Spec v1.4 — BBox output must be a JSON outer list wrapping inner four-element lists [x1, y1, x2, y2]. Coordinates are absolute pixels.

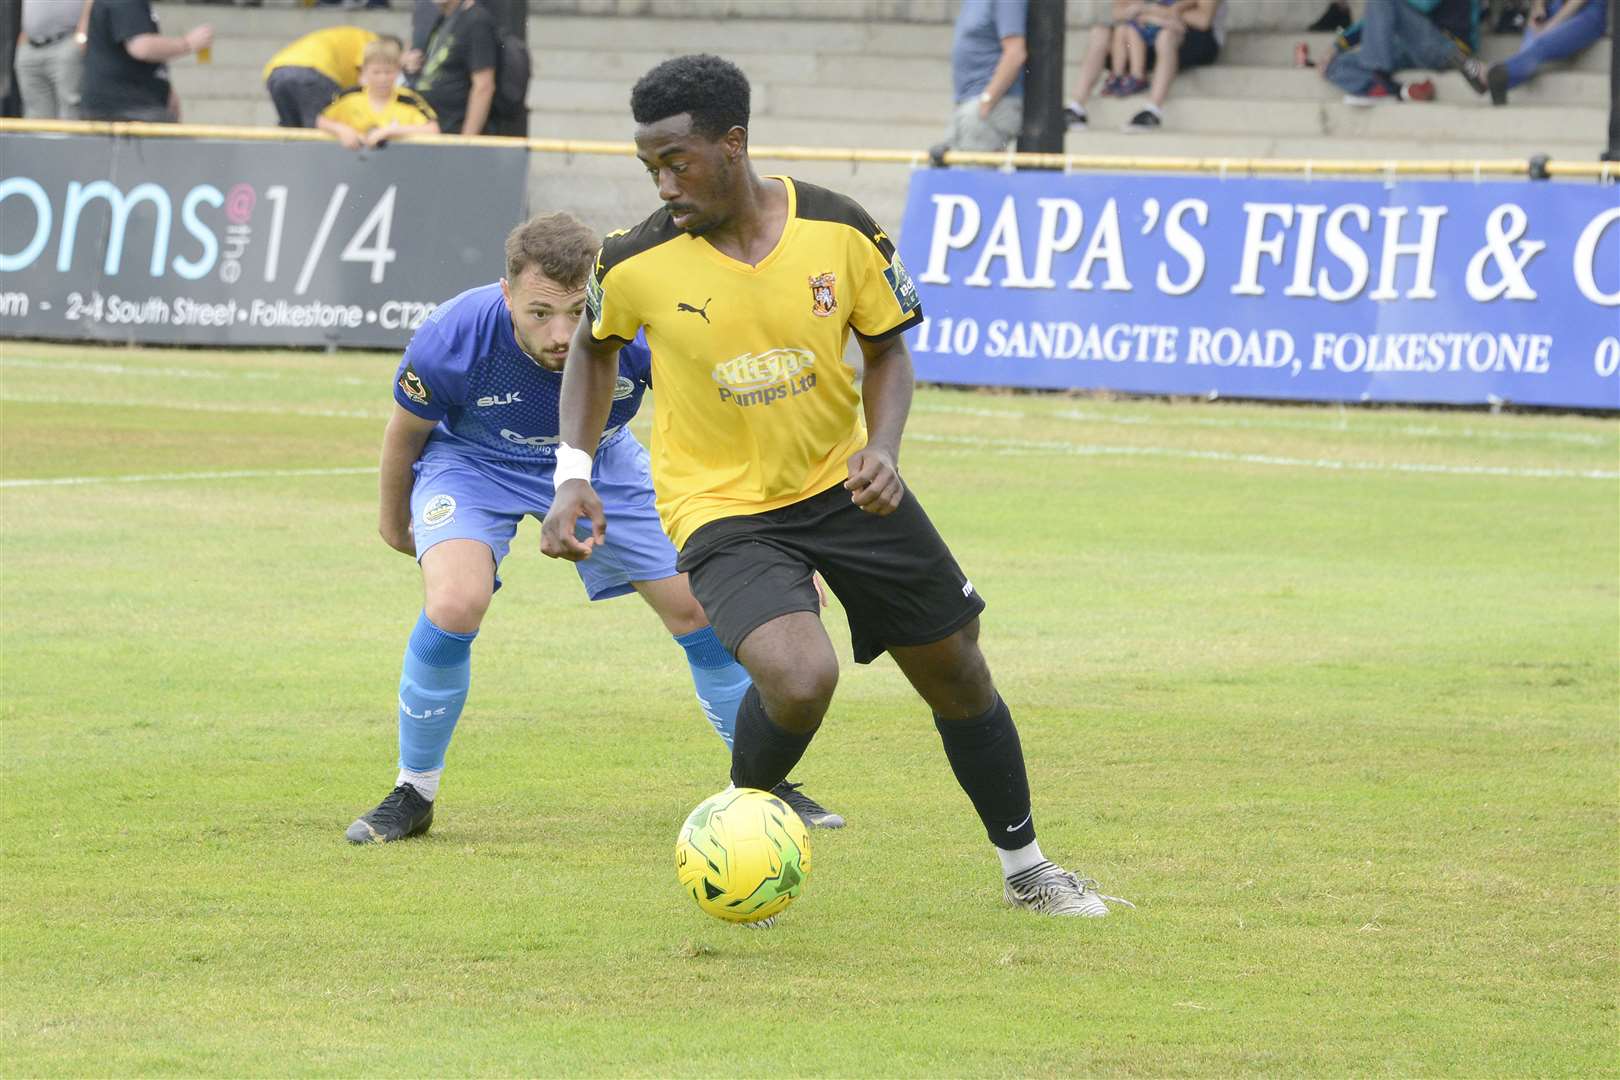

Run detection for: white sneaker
[[1004, 861, 1134, 917]]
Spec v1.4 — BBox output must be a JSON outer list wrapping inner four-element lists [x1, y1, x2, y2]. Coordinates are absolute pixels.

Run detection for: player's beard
[[512, 324, 563, 371]]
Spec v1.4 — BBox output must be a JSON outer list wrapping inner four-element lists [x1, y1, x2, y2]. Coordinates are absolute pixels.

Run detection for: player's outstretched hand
[[844, 447, 904, 515], [541, 480, 605, 561]]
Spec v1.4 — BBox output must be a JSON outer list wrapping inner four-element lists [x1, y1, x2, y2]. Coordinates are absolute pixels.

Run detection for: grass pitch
[[2, 341, 1616, 1077]]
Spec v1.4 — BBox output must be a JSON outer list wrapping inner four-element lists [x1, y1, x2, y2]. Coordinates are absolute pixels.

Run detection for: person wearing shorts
[[345, 211, 843, 845], [1065, 0, 1225, 133], [543, 55, 1132, 920]]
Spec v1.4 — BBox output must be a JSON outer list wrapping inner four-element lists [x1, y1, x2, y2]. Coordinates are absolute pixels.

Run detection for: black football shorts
[[675, 481, 987, 665]]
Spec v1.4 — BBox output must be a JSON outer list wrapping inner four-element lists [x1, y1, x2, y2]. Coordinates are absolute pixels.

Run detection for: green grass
[[2, 341, 1616, 1077]]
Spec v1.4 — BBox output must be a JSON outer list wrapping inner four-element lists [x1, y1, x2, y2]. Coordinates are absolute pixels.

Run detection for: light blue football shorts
[[409, 432, 678, 600]]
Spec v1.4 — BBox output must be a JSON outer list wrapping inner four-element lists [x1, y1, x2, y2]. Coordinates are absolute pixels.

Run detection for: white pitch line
[[908, 432, 1620, 481], [0, 466, 378, 489], [10, 435, 1590, 489], [0, 393, 386, 420], [0, 355, 373, 385], [913, 401, 1612, 447]]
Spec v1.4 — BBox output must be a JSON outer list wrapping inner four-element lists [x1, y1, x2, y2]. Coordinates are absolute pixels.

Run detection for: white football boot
[[1004, 861, 1135, 917]]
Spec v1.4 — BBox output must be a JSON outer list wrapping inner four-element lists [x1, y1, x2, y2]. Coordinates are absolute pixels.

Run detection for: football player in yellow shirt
[[541, 55, 1132, 920], [318, 37, 439, 150]]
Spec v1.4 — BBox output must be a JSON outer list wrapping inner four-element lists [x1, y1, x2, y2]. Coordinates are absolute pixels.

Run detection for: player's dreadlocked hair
[[630, 54, 750, 139], [504, 212, 597, 288]]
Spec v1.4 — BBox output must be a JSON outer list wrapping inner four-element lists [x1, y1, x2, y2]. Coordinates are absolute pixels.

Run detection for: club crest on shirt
[[398, 365, 431, 406], [613, 376, 635, 401], [808, 272, 837, 318]]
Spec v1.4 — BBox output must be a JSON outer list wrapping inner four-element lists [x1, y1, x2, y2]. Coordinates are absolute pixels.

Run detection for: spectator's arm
[[317, 114, 364, 150], [1172, 0, 1218, 31], [124, 25, 211, 63], [363, 119, 440, 146], [461, 67, 494, 134], [1536, 0, 1586, 30], [978, 35, 1027, 115], [1137, 7, 1187, 28], [1111, 0, 1147, 24]]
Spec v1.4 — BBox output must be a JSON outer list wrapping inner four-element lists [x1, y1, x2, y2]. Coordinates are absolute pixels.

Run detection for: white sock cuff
[[398, 766, 442, 802], [998, 839, 1047, 879]]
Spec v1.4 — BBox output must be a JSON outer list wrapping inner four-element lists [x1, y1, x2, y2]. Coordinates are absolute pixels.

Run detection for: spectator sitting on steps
[[1066, 0, 1225, 133], [1324, 0, 1486, 105], [1480, 0, 1608, 105]]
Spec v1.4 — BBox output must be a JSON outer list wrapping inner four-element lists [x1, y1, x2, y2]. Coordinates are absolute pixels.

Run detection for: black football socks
[[934, 694, 1037, 850], [730, 685, 817, 792]]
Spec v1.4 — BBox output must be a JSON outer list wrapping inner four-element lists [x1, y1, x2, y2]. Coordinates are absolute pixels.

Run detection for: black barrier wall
[[0, 133, 529, 348]]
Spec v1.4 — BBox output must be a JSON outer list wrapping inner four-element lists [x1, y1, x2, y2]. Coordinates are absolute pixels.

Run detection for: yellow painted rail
[[2, 117, 1613, 180]]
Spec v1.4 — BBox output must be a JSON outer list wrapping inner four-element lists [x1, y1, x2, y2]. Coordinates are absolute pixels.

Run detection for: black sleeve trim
[[793, 179, 896, 260], [597, 207, 682, 280], [853, 308, 924, 343], [396, 88, 435, 117]]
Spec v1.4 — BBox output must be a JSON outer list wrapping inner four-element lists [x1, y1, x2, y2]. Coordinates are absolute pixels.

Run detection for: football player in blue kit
[[346, 211, 843, 843]]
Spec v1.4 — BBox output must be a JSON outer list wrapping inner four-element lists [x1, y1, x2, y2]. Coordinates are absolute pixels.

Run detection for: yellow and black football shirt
[[320, 86, 435, 133], [588, 176, 923, 550], [262, 26, 377, 87]]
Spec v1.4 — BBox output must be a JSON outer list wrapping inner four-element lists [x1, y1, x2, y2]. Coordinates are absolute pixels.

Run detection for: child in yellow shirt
[[318, 37, 439, 150]]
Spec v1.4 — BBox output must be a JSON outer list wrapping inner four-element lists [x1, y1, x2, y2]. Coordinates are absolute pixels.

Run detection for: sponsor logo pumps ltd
[[710, 348, 817, 407]]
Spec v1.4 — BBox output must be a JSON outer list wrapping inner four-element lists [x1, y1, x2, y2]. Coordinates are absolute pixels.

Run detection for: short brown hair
[[504, 212, 597, 288]]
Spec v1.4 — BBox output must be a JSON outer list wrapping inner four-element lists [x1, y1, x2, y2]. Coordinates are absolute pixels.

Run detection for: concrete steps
[[151, 1, 1614, 238], [154, 0, 1352, 32], [179, 89, 1607, 160], [180, 48, 1606, 112]]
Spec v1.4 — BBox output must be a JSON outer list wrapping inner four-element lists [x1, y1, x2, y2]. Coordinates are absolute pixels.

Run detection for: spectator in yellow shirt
[[318, 37, 439, 149], [263, 24, 376, 128]]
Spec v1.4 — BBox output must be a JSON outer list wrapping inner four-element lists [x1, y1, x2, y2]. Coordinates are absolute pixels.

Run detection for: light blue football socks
[[676, 625, 751, 748], [396, 611, 477, 799], [392, 620, 736, 803]]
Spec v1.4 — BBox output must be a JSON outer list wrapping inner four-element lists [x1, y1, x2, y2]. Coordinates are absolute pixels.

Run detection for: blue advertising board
[[897, 170, 1620, 410]]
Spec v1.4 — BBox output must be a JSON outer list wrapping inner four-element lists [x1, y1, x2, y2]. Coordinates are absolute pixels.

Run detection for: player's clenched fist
[[541, 480, 607, 561], [844, 447, 904, 515]]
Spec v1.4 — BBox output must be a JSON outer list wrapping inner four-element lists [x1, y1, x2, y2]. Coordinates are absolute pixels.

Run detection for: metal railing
[[2, 117, 1613, 180]]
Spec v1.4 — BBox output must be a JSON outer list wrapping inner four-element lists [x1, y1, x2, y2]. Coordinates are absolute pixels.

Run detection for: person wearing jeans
[[1484, 0, 1608, 104], [1324, 0, 1479, 103]]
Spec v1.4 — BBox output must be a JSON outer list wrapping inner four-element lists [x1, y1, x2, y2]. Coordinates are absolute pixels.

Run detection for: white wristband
[[553, 443, 593, 487]]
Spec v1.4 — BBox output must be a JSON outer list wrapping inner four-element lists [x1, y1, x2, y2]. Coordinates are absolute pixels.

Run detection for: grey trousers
[[946, 95, 1024, 152], [15, 35, 82, 119]]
